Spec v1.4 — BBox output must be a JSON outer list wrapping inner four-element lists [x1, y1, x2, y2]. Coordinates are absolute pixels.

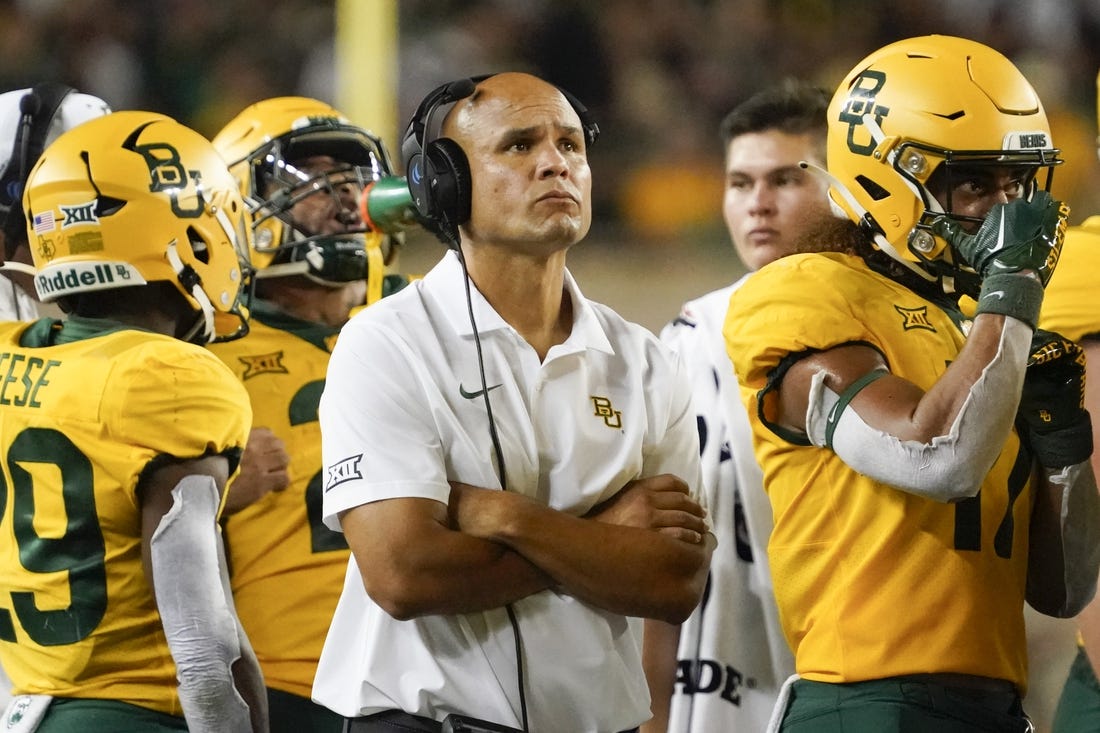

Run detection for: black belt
[[344, 711, 440, 732], [897, 672, 1017, 697]]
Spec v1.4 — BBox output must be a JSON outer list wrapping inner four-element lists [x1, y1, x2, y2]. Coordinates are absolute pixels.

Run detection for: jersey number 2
[[292, 379, 348, 554]]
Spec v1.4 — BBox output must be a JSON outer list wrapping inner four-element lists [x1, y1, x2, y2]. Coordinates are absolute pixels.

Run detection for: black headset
[[0, 82, 75, 255], [400, 74, 600, 248]]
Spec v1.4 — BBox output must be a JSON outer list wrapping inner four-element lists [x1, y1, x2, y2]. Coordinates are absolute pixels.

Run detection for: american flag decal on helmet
[[32, 210, 55, 234]]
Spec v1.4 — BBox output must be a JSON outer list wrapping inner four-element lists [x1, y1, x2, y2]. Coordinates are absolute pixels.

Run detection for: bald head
[[441, 72, 594, 252], [442, 73, 584, 144]]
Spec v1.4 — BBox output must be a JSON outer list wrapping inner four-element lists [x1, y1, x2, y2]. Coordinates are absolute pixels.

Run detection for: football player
[[1045, 69, 1100, 733], [725, 35, 1100, 732], [209, 97, 411, 733], [0, 111, 265, 732]]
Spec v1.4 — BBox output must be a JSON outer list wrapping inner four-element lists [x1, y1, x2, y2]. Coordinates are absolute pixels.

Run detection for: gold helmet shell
[[212, 96, 395, 293], [826, 35, 1060, 286], [24, 110, 252, 342]]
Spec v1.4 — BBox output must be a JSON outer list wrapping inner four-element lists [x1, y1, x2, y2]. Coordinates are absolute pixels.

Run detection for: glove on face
[[931, 192, 1069, 326], [1019, 328, 1092, 467], [931, 190, 1069, 285]]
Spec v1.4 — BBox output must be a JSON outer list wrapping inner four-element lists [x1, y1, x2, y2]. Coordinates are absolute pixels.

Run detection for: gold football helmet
[[212, 96, 396, 300], [824, 35, 1061, 292], [23, 110, 252, 342]]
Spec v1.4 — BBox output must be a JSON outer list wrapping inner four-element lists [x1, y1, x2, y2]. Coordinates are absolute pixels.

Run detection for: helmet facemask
[[212, 98, 401, 304], [899, 145, 1059, 297], [242, 129, 392, 290], [253, 157, 373, 285]]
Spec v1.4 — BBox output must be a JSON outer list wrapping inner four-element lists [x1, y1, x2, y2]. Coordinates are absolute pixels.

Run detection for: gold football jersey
[[1038, 217, 1100, 654], [726, 252, 1035, 691], [210, 303, 349, 699], [1039, 216, 1100, 342], [0, 317, 250, 714]]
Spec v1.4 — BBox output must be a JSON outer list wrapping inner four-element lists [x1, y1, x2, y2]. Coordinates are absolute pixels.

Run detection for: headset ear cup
[[0, 83, 74, 250], [426, 137, 471, 228], [405, 150, 432, 220]]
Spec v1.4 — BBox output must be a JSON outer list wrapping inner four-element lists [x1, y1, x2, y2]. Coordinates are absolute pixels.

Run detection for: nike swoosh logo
[[983, 290, 1005, 300], [460, 383, 502, 400]]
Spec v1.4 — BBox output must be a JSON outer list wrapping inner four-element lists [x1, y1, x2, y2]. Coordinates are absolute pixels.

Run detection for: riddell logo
[[36, 262, 143, 296]]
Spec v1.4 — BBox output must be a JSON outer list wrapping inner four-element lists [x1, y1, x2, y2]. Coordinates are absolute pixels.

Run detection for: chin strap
[[166, 240, 215, 343], [0, 261, 35, 276]]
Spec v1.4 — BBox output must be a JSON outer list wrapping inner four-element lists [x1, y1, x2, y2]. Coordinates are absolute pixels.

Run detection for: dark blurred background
[[6, 0, 1099, 244]]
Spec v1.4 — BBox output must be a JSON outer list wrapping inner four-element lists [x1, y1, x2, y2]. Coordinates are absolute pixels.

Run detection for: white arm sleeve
[[1041, 461, 1100, 617], [805, 318, 1032, 502], [150, 476, 253, 733]]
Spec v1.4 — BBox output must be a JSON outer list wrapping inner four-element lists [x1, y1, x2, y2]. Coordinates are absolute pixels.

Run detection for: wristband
[[974, 273, 1044, 328]]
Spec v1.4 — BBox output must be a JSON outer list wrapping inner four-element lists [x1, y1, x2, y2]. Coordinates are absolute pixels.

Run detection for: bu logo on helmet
[[135, 142, 206, 219], [838, 70, 890, 157]]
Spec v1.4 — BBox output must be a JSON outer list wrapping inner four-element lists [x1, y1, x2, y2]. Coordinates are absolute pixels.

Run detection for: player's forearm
[[1027, 461, 1100, 617], [906, 314, 1028, 441], [149, 477, 255, 732], [824, 316, 1031, 500], [232, 621, 269, 733]]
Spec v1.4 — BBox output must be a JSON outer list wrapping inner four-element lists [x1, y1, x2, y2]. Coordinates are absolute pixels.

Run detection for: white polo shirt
[[315, 250, 702, 733]]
